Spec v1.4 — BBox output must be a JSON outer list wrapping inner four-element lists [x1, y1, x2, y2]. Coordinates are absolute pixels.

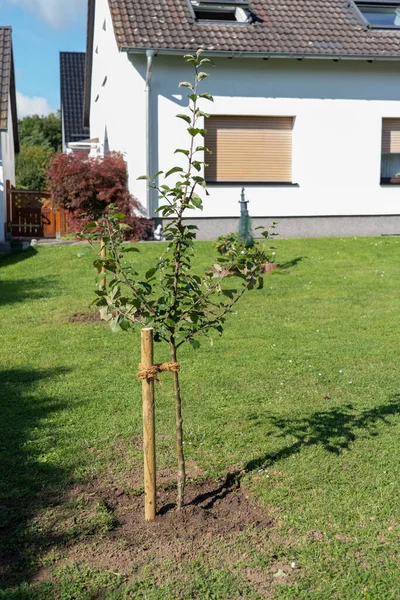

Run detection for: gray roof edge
[[10, 46, 20, 153], [84, 0, 95, 129], [121, 47, 400, 61]]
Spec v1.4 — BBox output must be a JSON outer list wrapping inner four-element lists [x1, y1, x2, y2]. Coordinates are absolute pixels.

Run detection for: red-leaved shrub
[[48, 152, 151, 240]]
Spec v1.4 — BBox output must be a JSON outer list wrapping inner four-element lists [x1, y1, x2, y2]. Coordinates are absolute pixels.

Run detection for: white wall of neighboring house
[[89, 0, 148, 210], [0, 95, 16, 242], [89, 0, 400, 236]]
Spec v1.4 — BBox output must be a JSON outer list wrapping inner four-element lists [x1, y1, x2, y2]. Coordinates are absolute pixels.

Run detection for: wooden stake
[[100, 238, 106, 289], [141, 328, 157, 521]]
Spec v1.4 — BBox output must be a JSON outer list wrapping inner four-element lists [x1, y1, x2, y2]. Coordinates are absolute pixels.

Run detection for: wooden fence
[[5, 180, 66, 239]]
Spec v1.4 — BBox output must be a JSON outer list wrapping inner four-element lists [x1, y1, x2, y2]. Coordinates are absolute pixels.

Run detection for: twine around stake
[[137, 362, 180, 383]]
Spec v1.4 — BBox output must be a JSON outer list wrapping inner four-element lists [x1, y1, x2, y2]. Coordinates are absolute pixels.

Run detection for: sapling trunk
[[170, 339, 186, 509]]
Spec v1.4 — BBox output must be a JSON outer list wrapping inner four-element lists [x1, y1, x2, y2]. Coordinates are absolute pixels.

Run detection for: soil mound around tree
[[62, 478, 273, 573]]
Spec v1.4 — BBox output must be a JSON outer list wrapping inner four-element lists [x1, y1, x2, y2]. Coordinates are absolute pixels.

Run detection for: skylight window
[[356, 2, 400, 28], [190, 0, 251, 23]]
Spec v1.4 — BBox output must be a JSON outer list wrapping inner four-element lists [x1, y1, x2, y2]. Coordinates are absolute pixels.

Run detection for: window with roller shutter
[[204, 115, 294, 183], [381, 118, 400, 183]]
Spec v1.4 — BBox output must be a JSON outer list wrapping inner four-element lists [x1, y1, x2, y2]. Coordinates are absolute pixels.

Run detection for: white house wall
[[89, 15, 400, 235], [0, 95, 16, 243], [89, 0, 147, 213], [150, 56, 400, 220]]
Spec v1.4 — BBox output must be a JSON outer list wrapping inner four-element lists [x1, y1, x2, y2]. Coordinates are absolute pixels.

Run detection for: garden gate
[[5, 180, 66, 239]]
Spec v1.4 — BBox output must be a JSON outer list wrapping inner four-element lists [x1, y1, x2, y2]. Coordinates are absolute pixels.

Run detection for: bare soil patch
[[69, 312, 101, 323], [48, 477, 273, 577]]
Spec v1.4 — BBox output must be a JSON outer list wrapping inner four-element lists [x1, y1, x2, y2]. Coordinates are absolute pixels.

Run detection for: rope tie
[[137, 362, 180, 382]]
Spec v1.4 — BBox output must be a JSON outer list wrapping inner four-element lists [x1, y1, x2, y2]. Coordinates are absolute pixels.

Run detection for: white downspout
[[145, 49, 156, 218]]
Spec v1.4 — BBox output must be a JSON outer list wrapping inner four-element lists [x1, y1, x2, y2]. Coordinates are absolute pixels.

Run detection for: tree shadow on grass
[[193, 396, 400, 506], [0, 275, 59, 307], [0, 247, 61, 307], [245, 395, 400, 471], [0, 368, 71, 589], [0, 247, 37, 268], [277, 256, 305, 271]]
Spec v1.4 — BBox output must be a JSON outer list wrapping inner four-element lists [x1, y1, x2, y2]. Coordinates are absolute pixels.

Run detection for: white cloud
[[7, 0, 84, 29], [17, 91, 55, 119]]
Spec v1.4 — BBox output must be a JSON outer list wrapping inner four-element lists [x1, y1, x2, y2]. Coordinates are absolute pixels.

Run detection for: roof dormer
[[190, 0, 251, 24]]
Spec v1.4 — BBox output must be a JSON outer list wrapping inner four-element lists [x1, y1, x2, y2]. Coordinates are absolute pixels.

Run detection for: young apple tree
[[81, 50, 276, 509]]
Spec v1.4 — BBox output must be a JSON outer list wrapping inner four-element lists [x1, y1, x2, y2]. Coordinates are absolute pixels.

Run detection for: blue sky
[[3, 0, 86, 118]]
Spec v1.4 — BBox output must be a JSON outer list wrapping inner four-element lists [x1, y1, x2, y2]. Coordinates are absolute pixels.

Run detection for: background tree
[[16, 145, 53, 190], [48, 151, 151, 240], [16, 112, 62, 190], [18, 112, 62, 152], [81, 51, 276, 510]]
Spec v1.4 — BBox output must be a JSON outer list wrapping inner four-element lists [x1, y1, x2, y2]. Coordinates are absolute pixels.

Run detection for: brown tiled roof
[[0, 27, 12, 130], [107, 0, 400, 58], [0, 27, 19, 151]]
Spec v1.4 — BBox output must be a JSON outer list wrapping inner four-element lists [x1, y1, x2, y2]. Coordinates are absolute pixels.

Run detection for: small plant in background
[[48, 152, 151, 240], [215, 232, 241, 256], [80, 50, 275, 510], [215, 225, 278, 275]]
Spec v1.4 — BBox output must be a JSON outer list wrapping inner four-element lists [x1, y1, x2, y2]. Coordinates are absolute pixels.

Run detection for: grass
[[1, 237, 400, 598]]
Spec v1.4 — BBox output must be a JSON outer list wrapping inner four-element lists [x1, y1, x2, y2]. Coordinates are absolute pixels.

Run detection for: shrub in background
[[48, 152, 151, 240]]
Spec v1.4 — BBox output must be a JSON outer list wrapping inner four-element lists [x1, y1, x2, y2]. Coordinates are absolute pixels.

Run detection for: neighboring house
[[0, 27, 19, 249], [60, 51, 94, 156], [85, 0, 400, 239]]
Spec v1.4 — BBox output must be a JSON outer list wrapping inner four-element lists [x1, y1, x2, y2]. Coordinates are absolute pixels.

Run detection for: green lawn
[[1, 237, 400, 599]]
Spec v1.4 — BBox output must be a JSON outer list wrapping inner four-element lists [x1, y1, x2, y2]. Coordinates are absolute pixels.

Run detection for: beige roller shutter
[[382, 118, 400, 154], [205, 116, 293, 182]]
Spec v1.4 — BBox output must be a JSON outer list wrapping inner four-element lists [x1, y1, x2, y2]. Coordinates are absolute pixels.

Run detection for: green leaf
[[175, 148, 190, 156], [197, 72, 209, 81], [183, 54, 196, 64], [176, 114, 191, 124], [189, 338, 200, 350], [196, 110, 211, 119], [113, 213, 125, 220], [165, 166, 184, 178], [191, 195, 203, 210], [178, 82, 194, 89], [199, 92, 214, 102], [191, 162, 203, 172], [137, 175, 150, 180], [195, 145, 212, 154], [100, 306, 111, 321], [119, 318, 131, 331], [152, 170, 164, 178], [110, 319, 121, 332], [188, 127, 206, 137], [145, 268, 157, 279]]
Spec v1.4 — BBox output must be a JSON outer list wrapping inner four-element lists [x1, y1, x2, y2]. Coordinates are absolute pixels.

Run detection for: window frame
[[204, 114, 295, 185], [354, 0, 400, 29], [380, 117, 400, 184], [189, 0, 251, 24]]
